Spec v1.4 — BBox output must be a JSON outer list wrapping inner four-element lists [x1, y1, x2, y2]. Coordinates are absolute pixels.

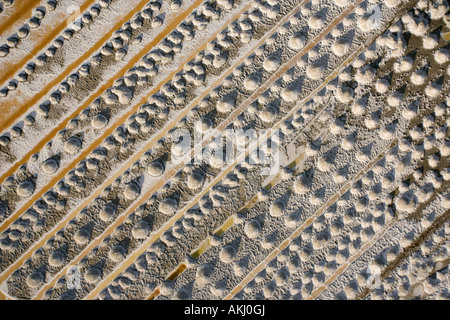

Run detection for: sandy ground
[[0, 0, 449, 300]]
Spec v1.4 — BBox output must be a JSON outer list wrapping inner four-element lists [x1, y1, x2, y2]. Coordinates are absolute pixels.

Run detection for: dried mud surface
[[0, 0, 449, 300]]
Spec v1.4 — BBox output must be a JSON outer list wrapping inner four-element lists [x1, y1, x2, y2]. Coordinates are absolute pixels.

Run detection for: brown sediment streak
[[167, 263, 188, 281], [146, 288, 160, 300], [214, 216, 235, 237], [0, 0, 95, 92], [0, 0, 42, 36], [190, 238, 211, 259], [0, 0, 210, 228], [224, 138, 397, 300], [84, 0, 364, 299], [27, 2, 255, 299]]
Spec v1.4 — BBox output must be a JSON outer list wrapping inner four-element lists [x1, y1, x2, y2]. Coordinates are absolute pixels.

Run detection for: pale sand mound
[[132, 220, 151, 239], [219, 244, 236, 263], [209, 151, 226, 169], [395, 190, 418, 214], [259, 105, 278, 123], [434, 48, 449, 65], [159, 197, 179, 215], [293, 169, 314, 195], [270, 199, 286, 217], [148, 160, 165, 177], [335, 85, 354, 103], [91, 114, 109, 129], [49, 251, 66, 267], [355, 65, 376, 85], [394, 56, 414, 73], [332, 39, 350, 56], [387, 91, 404, 107], [99, 202, 117, 222], [442, 140, 450, 157], [27, 271, 45, 288], [64, 136, 83, 154], [187, 172, 205, 190], [217, 91, 237, 113], [263, 55, 280, 72], [306, 64, 324, 80], [375, 78, 390, 93], [85, 267, 102, 283], [385, 0, 401, 7], [309, 12, 326, 29], [196, 265, 214, 285], [17, 180, 35, 198], [123, 182, 141, 200], [74, 228, 91, 245], [281, 84, 300, 102], [109, 244, 127, 262], [423, 34, 439, 50], [195, 117, 213, 134], [352, 95, 369, 116], [288, 33, 306, 51], [244, 219, 262, 238], [41, 158, 60, 175], [410, 68, 428, 85], [111, 86, 134, 104], [244, 74, 261, 91], [425, 81, 442, 98]]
